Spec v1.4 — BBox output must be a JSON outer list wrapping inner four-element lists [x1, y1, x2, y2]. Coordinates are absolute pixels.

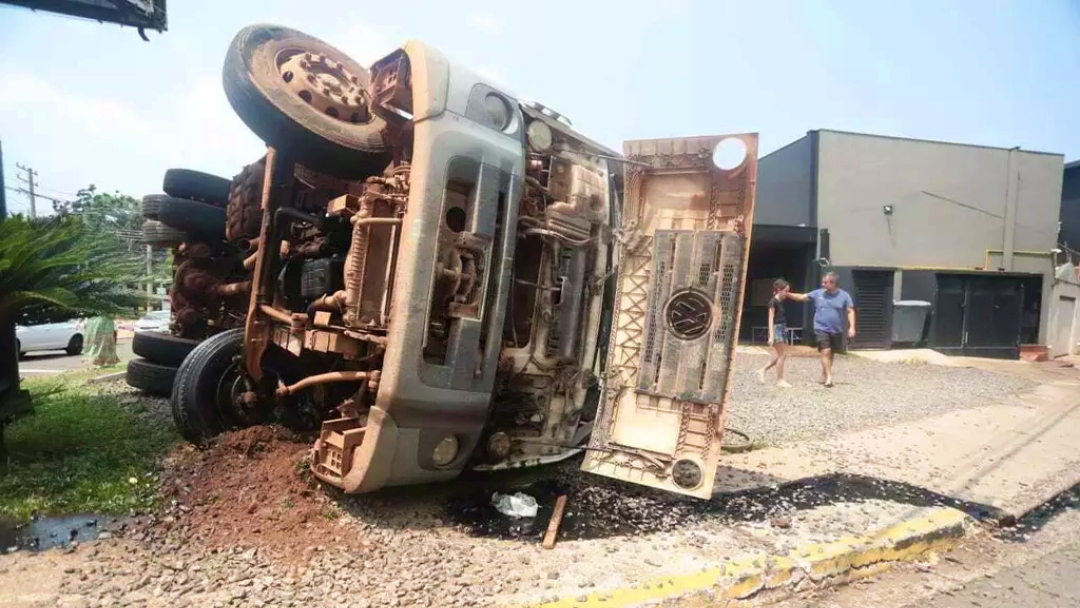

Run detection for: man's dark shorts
[[815, 331, 843, 352]]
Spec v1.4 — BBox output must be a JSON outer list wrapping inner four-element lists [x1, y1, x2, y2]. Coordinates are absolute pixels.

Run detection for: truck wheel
[[162, 169, 231, 207], [222, 24, 392, 179], [226, 157, 266, 241], [171, 328, 251, 445], [142, 194, 167, 220], [132, 331, 199, 367], [142, 219, 187, 247], [126, 358, 178, 396], [156, 197, 227, 242], [65, 334, 84, 356]]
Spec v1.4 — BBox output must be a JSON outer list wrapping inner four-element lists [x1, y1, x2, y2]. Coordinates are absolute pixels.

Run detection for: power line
[[4, 185, 70, 206], [920, 190, 1061, 241], [36, 185, 80, 198]]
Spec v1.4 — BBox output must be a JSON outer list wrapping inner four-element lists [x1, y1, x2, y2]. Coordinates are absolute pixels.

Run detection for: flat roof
[[813, 128, 1063, 158], [758, 133, 812, 162]]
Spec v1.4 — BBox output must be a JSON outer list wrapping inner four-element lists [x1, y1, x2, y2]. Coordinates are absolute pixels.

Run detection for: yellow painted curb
[[514, 507, 970, 608]]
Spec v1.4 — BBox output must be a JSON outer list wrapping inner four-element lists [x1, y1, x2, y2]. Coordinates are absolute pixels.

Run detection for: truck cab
[[171, 24, 758, 499]]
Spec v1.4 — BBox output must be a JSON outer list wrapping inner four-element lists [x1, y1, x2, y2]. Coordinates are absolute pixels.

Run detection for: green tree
[[53, 185, 172, 296], [1, 214, 146, 427], [0, 214, 146, 326], [52, 185, 142, 232]]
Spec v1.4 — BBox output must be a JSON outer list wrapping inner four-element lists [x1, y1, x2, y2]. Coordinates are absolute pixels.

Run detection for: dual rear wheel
[[169, 24, 393, 445]]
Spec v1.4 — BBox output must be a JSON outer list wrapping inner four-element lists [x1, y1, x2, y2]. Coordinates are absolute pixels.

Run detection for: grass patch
[[45, 364, 126, 387], [0, 377, 178, 522]]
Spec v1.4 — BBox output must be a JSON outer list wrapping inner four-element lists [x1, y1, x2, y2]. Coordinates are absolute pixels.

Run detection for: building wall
[[754, 134, 814, 227], [816, 130, 1063, 271], [1048, 264, 1080, 358], [815, 130, 1064, 344], [1061, 165, 1080, 253]]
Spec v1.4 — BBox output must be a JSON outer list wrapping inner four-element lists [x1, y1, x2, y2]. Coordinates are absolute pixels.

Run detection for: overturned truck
[[172, 24, 758, 499]]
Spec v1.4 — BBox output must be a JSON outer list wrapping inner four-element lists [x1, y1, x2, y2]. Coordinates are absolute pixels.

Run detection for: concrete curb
[[516, 507, 971, 608], [87, 371, 126, 384], [997, 469, 1080, 527]]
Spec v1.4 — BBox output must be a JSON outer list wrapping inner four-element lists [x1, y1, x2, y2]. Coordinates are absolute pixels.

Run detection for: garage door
[[852, 270, 893, 349]]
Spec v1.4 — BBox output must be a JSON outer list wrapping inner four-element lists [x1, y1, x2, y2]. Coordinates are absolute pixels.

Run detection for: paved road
[[921, 542, 1080, 608], [18, 337, 133, 376], [769, 501, 1080, 608]]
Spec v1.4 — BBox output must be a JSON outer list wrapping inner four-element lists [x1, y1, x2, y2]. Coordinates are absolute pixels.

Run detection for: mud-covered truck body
[[171, 24, 758, 499]]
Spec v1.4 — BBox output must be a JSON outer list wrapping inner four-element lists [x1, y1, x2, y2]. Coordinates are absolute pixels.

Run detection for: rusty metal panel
[[583, 133, 758, 499]]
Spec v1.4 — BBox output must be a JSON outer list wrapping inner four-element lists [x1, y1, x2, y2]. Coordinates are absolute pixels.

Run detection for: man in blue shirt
[[788, 272, 856, 387]]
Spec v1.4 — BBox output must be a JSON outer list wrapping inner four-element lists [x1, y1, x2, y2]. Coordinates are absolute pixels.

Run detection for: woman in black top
[[757, 278, 792, 387]]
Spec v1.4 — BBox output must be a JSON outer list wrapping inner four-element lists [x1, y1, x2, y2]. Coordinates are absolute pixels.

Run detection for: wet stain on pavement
[[443, 464, 1004, 543], [0, 514, 108, 552]]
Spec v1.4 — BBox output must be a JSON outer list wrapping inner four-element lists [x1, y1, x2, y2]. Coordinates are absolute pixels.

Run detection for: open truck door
[[582, 134, 758, 498]]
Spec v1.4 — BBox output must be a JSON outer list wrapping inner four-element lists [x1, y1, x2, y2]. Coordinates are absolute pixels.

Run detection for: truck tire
[[142, 194, 169, 220], [222, 24, 392, 179], [162, 169, 231, 207], [132, 331, 199, 367], [126, 358, 177, 396], [171, 328, 246, 445], [226, 157, 266, 241], [142, 219, 187, 247], [156, 197, 227, 242]]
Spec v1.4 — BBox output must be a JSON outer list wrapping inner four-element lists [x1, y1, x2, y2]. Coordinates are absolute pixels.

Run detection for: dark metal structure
[[0, 0, 167, 33], [1061, 160, 1080, 259], [901, 270, 1029, 359]]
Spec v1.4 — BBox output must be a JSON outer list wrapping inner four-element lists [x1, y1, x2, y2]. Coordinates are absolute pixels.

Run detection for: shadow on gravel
[[996, 480, 1080, 543], [439, 462, 1005, 543]]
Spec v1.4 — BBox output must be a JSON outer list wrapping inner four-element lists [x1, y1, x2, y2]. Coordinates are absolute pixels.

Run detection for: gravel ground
[[0, 358, 1037, 607], [726, 351, 1036, 445], [0, 474, 946, 608]]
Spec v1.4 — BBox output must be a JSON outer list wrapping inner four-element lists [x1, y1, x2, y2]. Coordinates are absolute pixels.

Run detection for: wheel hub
[[278, 51, 370, 124], [214, 364, 258, 426]]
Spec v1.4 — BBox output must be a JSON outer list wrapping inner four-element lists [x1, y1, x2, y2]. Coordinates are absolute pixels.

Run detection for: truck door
[[582, 134, 758, 498]]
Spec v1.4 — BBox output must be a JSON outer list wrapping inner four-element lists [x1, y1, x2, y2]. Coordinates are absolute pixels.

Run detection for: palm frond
[[0, 215, 148, 325]]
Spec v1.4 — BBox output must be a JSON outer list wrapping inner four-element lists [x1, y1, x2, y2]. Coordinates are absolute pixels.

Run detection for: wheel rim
[[277, 50, 371, 125], [215, 362, 252, 426]]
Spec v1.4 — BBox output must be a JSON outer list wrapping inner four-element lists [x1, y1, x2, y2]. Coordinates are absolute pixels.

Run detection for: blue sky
[[0, 0, 1077, 215]]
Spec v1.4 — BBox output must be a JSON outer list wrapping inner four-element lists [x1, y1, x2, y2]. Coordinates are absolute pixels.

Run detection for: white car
[[133, 310, 171, 334], [15, 320, 84, 358]]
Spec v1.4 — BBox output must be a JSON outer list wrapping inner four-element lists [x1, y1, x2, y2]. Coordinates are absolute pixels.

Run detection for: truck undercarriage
[[169, 24, 758, 499]]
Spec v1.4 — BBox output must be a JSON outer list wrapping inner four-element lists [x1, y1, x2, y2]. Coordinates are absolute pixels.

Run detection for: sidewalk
[[520, 355, 1080, 606], [716, 355, 1080, 521]]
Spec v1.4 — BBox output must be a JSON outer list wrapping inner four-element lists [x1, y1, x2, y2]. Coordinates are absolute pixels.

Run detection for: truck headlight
[[432, 435, 460, 467], [526, 120, 553, 152]]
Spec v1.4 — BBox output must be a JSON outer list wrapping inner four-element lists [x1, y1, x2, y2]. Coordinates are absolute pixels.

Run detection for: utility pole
[[15, 163, 37, 218]]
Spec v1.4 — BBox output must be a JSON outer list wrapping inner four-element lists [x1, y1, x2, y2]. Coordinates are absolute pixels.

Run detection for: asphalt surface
[[921, 542, 1080, 608], [17, 337, 133, 376]]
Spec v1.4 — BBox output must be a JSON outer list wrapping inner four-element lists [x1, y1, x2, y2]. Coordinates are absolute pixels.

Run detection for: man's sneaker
[[776, 380, 792, 388], [756, 369, 766, 384]]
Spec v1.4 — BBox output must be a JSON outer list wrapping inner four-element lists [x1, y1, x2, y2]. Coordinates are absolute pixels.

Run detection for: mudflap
[[582, 134, 759, 499]]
